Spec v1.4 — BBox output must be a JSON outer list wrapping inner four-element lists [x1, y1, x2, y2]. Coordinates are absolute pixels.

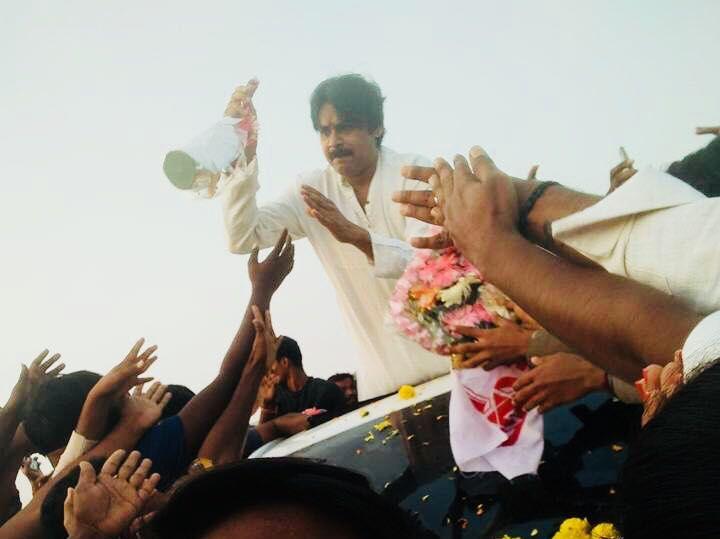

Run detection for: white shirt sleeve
[[370, 178, 430, 279], [682, 311, 720, 380], [51, 431, 98, 477], [222, 158, 307, 254]]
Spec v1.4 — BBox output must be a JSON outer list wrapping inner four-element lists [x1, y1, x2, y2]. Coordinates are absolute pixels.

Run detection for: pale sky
[[2, 0, 720, 501]]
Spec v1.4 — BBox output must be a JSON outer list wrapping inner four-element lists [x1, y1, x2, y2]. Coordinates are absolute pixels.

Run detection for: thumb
[[248, 246, 259, 267], [489, 312, 511, 327], [64, 487, 75, 512], [468, 145, 496, 180]]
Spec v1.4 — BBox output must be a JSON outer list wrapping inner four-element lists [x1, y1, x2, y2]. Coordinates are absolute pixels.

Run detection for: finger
[[434, 158, 454, 199], [248, 245, 259, 267], [46, 363, 66, 377], [614, 167, 637, 186], [512, 384, 538, 408], [696, 126, 720, 135], [430, 206, 445, 225], [251, 305, 265, 331], [392, 190, 435, 207], [401, 165, 436, 183], [101, 449, 127, 476], [449, 342, 484, 355], [125, 339, 146, 362], [117, 450, 142, 481], [78, 460, 98, 486], [152, 385, 168, 404], [488, 312, 512, 328], [157, 391, 172, 410], [280, 233, 293, 257], [460, 351, 493, 369], [133, 383, 143, 397], [410, 232, 453, 250], [453, 326, 485, 338], [137, 344, 158, 363], [264, 310, 276, 340], [269, 229, 289, 259], [522, 390, 547, 412], [145, 381, 161, 400], [610, 158, 632, 178], [526, 164, 539, 180], [513, 372, 534, 391], [139, 474, 161, 501], [64, 487, 74, 514], [134, 376, 154, 387], [399, 203, 436, 224], [39, 353, 62, 373], [453, 154, 474, 181], [129, 458, 153, 489], [31, 349, 49, 367], [468, 145, 497, 180]]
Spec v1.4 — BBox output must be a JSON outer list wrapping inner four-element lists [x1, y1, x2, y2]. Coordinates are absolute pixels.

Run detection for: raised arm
[[405, 148, 701, 381], [197, 307, 280, 465], [221, 84, 306, 254], [178, 231, 294, 457]]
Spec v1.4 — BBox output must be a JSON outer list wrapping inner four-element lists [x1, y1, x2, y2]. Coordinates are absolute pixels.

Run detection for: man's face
[[272, 358, 290, 385], [334, 377, 358, 407], [317, 103, 381, 178]]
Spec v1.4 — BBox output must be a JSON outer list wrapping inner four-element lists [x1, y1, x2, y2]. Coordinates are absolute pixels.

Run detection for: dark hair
[[328, 373, 355, 385], [41, 458, 105, 539], [162, 385, 196, 419], [0, 491, 21, 527], [23, 371, 102, 454], [667, 135, 720, 197], [619, 360, 720, 538], [310, 74, 385, 147], [146, 458, 436, 538], [277, 337, 302, 369]]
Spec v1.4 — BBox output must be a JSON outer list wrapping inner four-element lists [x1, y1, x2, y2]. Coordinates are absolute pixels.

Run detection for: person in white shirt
[[222, 74, 449, 400]]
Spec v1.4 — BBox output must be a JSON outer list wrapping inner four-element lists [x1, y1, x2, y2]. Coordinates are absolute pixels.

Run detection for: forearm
[[197, 360, 266, 464], [0, 406, 21, 458], [74, 393, 113, 442], [475, 233, 701, 381], [179, 289, 272, 455], [513, 179, 601, 262], [347, 226, 374, 260], [259, 406, 278, 424]]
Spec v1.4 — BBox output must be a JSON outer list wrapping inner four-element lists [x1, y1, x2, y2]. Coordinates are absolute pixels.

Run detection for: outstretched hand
[[63, 449, 161, 539], [250, 305, 283, 372], [300, 185, 367, 246], [248, 229, 295, 297], [124, 381, 173, 430], [6, 349, 65, 413], [449, 314, 533, 370], [91, 339, 158, 400], [696, 126, 720, 136]]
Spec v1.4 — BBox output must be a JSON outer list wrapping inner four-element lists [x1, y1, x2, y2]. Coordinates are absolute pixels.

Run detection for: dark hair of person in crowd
[[23, 371, 104, 454], [620, 360, 720, 539], [145, 457, 436, 539], [310, 74, 386, 147], [162, 384, 196, 419], [277, 337, 303, 369], [667, 135, 720, 197], [327, 372, 354, 384], [40, 458, 105, 539]]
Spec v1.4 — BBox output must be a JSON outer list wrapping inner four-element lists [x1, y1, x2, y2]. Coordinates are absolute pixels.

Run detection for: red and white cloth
[[449, 366, 544, 480]]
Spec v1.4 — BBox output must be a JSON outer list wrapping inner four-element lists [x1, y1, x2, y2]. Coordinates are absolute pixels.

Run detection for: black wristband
[[518, 181, 559, 238]]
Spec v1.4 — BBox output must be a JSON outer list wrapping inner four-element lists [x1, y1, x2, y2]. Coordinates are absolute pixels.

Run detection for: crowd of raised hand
[[1, 123, 718, 538]]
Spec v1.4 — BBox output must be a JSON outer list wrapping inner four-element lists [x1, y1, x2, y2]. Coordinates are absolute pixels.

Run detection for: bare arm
[[197, 308, 279, 465], [178, 232, 294, 457], [428, 148, 701, 381]]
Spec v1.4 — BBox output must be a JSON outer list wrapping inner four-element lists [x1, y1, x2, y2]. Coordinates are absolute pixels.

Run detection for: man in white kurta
[[222, 76, 449, 400]]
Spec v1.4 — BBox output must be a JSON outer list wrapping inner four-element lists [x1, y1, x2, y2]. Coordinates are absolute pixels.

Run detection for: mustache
[[329, 147, 353, 160]]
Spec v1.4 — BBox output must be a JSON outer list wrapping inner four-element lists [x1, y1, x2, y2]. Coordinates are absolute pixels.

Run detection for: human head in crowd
[[271, 337, 304, 384], [310, 74, 386, 178], [23, 371, 103, 457], [328, 372, 358, 410], [667, 135, 720, 197], [146, 457, 436, 538], [620, 359, 720, 539], [162, 384, 196, 419]]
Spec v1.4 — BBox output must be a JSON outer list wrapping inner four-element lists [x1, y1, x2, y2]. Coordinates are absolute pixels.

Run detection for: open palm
[[64, 449, 160, 538]]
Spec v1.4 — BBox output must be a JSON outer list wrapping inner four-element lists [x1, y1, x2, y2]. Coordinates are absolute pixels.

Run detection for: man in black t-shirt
[[243, 337, 346, 456]]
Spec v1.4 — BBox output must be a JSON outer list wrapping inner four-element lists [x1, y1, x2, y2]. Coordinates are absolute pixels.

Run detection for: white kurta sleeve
[[370, 217, 429, 279], [222, 158, 306, 254]]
